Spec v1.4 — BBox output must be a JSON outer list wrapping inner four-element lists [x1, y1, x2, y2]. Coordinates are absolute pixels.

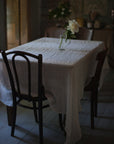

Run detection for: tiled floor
[[0, 102, 65, 144], [0, 68, 114, 144]]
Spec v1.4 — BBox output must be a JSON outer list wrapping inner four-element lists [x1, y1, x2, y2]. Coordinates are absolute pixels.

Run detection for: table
[[0, 37, 105, 144]]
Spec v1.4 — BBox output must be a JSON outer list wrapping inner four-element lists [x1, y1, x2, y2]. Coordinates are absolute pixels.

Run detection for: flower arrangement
[[66, 19, 80, 39], [48, 1, 71, 21], [59, 19, 80, 49]]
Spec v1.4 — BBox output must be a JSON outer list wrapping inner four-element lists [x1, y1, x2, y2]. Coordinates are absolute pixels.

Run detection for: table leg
[[6, 106, 13, 126]]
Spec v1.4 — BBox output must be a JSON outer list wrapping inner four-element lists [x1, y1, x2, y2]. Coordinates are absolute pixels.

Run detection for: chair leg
[[59, 113, 64, 130], [32, 101, 38, 123], [11, 104, 17, 136], [38, 101, 43, 144], [95, 90, 98, 117], [58, 113, 66, 136], [90, 92, 95, 129]]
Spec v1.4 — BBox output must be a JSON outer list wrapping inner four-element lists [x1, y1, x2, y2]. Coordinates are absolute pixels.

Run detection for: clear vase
[[59, 35, 70, 50], [59, 35, 64, 50]]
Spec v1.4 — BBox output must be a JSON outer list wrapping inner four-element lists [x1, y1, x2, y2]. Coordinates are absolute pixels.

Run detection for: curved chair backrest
[[94, 49, 107, 84], [45, 26, 93, 40], [45, 26, 65, 38], [85, 49, 107, 90], [1, 50, 42, 100], [76, 27, 93, 40]]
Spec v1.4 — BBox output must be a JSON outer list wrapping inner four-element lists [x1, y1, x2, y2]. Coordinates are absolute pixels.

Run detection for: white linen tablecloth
[[0, 37, 105, 144]]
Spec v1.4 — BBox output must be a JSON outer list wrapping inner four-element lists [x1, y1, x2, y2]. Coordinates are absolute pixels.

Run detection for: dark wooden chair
[[59, 49, 107, 131], [45, 26, 93, 40], [84, 49, 107, 128], [76, 27, 93, 40], [1, 50, 49, 144], [45, 26, 65, 38]]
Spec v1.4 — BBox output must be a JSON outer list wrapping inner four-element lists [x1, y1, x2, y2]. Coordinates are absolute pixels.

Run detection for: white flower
[[61, 11, 64, 15], [53, 14, 57, 18], [67, 19, 80, 34]]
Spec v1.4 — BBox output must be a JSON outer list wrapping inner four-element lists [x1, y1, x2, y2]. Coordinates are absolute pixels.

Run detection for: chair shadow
[[81, 125, 114, 133], [97, 115, 114, 120], [12, 125, 39, 144], [15, 125, 37, 135], [13, 135, 34, 144], [12, 125, 60, 144]]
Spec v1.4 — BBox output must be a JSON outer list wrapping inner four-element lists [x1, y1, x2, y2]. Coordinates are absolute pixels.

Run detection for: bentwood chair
[[45, 26, 65, 38], [1, 50, 49, 144], [45, 26, 93, 40], [59, 49, 107, 131], [84, 49, 107, 128], [76, 27, 93, 40]]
